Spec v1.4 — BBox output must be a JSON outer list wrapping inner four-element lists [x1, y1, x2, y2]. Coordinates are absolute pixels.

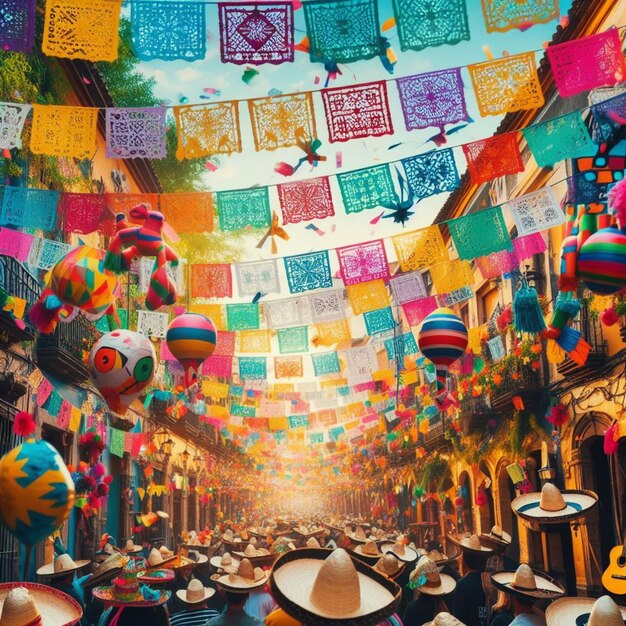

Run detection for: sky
[[135, 0, 573, 265]]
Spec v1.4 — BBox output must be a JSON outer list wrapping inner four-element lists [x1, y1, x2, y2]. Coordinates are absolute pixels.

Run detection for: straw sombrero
[[186, 550, 208, 565], [305, 537, 322, 549], [0, 584, 82, 626], [347, 526, 369, 544], [424, 612, 466, 626], [36, 553, 90, 578], [480, 525, 512, 548], [380, 541, 418, 563], [212, 558, 269, 593], [417, 547, 460, 566], [232, 545, 271, 561], [144, 547, 178, 569], [81, 553, 130, 589], [491, 564, 565, 600], [175, 578, 216, 605], [269, 548, 401, 626], [210, 552, 240, 574], [446, 533, 494, 556], [352, 540, 383, 562], [546, 595, 626, 626], [408, 556, 456, 596], [512, 483, 598, 526], [122, 540, 143, 555], [373, 554, 405, 579]]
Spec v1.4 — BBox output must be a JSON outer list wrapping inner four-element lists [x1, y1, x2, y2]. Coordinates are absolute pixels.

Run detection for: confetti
[[203, 87, 220, 95], [82, 76, 91, 84], [336, 151, 342, 168], [205, 161, 218, 172], [268, 88, 283, 96], [305, 223, 325, 236], [242, 67, 259, 84]]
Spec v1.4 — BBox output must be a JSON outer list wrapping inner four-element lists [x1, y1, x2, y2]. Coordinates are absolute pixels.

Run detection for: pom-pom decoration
[[13, 412, 36, 438], [0, 438, 74, 545], [88, 330, 156, 417], [79, 431, 105, 463], [601, 305, 619, 326], [546, 403, 568, 427]]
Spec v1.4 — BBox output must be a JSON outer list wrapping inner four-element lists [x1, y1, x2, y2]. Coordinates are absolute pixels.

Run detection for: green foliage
[[419, 455, 452, 493]]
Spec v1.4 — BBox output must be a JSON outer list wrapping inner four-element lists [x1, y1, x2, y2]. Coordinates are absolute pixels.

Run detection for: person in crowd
[[103, 605, 171, 626], [488, 591, 514, 626], [265, 607, 301, 626], [208, 591, 262, 625], [171, 578, 220, 626]]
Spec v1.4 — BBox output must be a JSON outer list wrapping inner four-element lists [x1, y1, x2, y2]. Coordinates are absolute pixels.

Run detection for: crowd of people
[[1, 492, 624, 626]]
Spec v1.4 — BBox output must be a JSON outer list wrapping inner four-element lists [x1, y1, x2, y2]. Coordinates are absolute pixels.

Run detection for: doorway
[[497, 461, 520, 562]]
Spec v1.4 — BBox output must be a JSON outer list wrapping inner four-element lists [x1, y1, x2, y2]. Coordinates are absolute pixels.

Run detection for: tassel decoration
[[546, 338, 566, 364], [513, 277, 546, 333]]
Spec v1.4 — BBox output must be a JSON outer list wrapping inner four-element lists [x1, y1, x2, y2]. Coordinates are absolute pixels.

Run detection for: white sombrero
[[491, 564, 565, 600], [0, 583, 83, 626], [416, 547, 460, 566], [480, 525, 512, 548], [232, 544, 271, 561], [175, 578, 216, 605], [186, 550, 208, 565], [408, 556, 456, 596], [347, 526, 369, 544], [446, 533, 494, 556], [36, 553, 90, 578], [380, 541, 418, 563], [212, 558, 269, 593], [145, 547, 177, 569], [546, 595, 626, 626], [352, 540, 382, 562], [424, 612, 467, 626], [269, 548, 401, 626], [210, 552, 240, 574], [122, 540, 144, 555], [512, 483, 598, 526]]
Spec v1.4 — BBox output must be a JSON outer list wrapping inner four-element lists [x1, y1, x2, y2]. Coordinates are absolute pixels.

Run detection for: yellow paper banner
[[392, 227, 448, 272], [69, 407, 82, 433], [430, 259, 474, 294], [347, 280, 390, 315]]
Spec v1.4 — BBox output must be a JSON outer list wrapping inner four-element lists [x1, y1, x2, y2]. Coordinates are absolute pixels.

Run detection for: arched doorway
[[497, 460, 520, 562], [458, 471, 473, 533], [478, 461, 495, 535]]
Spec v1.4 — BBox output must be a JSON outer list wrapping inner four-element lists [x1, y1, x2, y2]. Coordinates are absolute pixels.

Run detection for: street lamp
[[161, 437, 174, 457], [193, 451, 203, 473], [180, 448, 190, 469]]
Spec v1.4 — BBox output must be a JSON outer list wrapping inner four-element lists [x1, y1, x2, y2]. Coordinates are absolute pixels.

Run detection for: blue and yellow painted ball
[[0, 439, 75, 545]]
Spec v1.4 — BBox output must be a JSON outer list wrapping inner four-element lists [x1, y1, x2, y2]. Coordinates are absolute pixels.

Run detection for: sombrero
[[81, 553, 130, 589], [424, 612, 466, 626], [232, 544, 271, 561], [408, 556, 456, 596], [0, 584, 82, 626], [512, 483, 598, 526], [36, 553, 90, 578], [546, 595, 626, 626], [212, 558, 269, 593], [417, 547, 460, 566], [305, 537, 322, 549], [145, 547, 177, 569], [137, 568, 175, 584], [92, 561, 170, 608], [347, 526, 369, 544], [446, 533, 494, 556], [491, 564, 565, 600], [269, 548, 401, 626], [209, 552, 240, 574], [175, 578, 216, 605], [380, 541, 418, 563], [122, 540, 143, 555], [352, 540, 382, 562], [321, 517, 344, 533], [480, 525, 512, 548], [186, 550, 208, 565], [373, 554, 405, 579]]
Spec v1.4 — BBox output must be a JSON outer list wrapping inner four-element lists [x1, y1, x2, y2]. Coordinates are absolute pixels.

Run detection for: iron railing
[[0, 255, 41, 340]]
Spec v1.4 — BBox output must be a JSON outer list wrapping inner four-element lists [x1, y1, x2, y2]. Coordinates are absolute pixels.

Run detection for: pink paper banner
[[0, 228, 34, 262], [337, 239, 390, 286], [202, 355, 233, 378], [402, 296, 438, 326]]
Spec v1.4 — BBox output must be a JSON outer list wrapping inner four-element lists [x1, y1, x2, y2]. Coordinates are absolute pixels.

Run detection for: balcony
[[459, 394, 499, 434], [491, 366, 542, 415], [556, 303, 606, 378], [0, 255, 41, 343], [151, 399, 219, 451], [35, 315, 98, 384], [422, 416, 448, 450]]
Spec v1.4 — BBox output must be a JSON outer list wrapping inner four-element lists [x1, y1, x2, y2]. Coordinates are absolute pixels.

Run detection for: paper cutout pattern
[[236, 260, 280, 296], [309, 289, 344, 322], [0, 228, 34, 262], [226, 303, 260, 330], [284, 250, 333, 294], [469, 52, 544, 117], [60, 194, 115, 236], [402, 296, 438, 326], [303, 0, 381, 63], [523, 111, 596, 167], [217, 188, 271, 231], [508, 188, 564, 236], [160, 193, 213, 234], [0, 187, 59, 230], [278, 177, 335, 225], [191, 264, 233, 298], [384, 332, 418, 359], [396, 68, 467, 131], [513, 232, 547, 261], [131, 1, 206, 61], [481, 0, 558, 33], [346, 279, 390, 315], [266, 297, 311, 328], [106, 193, 159, 216], [430, 259, 474, 294], [30, 239, 74, 270], [337, 165, 396, 213], [238, 330, 271, 353], [443, 286, 474, 306], [30, 104, 98, 159], [275, 356, 303, 379], [476, 250, 518, 280], [213, 330, 236, 356], [363, 307, 395, 335], [337, 239, 390, 286], [249, 92, 316, 151], [392, 226, 448, 272], [547, 29, 625, 98], [449, 207, 512, 260], [315, 318, 351, 345], [312, 351, 341, 376], [390, 272, 427, 304], [43, 0, 121, 61], [0, 103, 31, 150], [202, 355, 233, 378], [392, 0, 469, 52], [105, 108, 167, 160], [322, 82, 393, 143], [463, 133, 524, 185], [346, 345, 377, 382], [219, 3, 294, 65], [488, 335, 506, 361], [0, 0, 35, 52], [175, 102, 241, 160], [277, 326, 309, 354], [239, 357, 267, 380], [136, 310, 169, 339], [402, 149, 460, 199], [589, 89, 626, 143]]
